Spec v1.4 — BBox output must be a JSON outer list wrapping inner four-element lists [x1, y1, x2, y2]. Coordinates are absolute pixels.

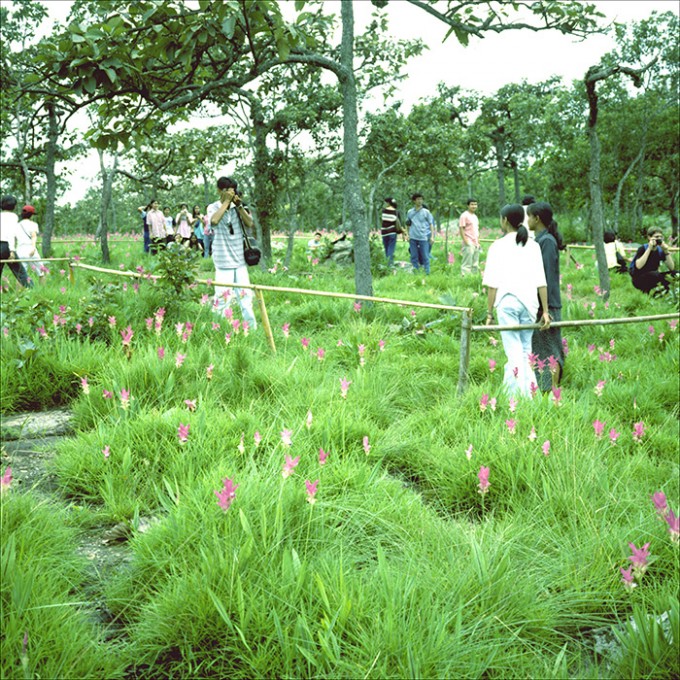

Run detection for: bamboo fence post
[[457, 308, 473, 396], [566, 244, 571, 267], [254, 287, 276, 354], [68, 262, 75, 285]]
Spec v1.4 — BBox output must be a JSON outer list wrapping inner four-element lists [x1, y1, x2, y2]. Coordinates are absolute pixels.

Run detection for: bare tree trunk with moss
[[41, 102, 59, 258], [97, 148, 119, 264]]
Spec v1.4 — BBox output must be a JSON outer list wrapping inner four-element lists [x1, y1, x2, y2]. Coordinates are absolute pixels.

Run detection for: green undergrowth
[[1, 239, 678, 678]]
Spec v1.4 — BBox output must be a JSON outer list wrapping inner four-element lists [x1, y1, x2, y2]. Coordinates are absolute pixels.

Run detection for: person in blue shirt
[[405, 193, 435, 274]]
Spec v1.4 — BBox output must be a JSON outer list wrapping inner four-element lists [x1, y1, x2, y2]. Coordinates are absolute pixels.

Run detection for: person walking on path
[[207, 177, 257, 329], [527, 201, 565, 391], [459, 198, 481, 276], [484, 203, 550, 397], [406, 193, 435, 274], [0, 195, 31, 288]]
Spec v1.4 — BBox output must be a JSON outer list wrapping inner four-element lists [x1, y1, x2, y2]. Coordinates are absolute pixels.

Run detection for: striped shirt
[[381, 206, 400, 236], [207, 200, 246, 269]]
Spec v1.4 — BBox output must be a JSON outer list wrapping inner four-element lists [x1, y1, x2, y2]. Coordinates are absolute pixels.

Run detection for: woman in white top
[[483, 204, 551, 397], [16, 205, 44, 281]]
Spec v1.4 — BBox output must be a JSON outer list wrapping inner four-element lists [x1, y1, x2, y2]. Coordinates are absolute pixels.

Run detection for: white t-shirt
[[0, 210, 21, 249], [482, 232, 547, 318], [16, 218, 39, 255]]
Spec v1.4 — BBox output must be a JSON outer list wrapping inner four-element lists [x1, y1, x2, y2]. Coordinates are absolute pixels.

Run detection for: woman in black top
[[380, 197, 402, 266], [631, 227, 676, 295]]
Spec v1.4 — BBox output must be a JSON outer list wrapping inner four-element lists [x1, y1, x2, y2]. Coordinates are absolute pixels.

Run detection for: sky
[[19, 0, 679, 205]]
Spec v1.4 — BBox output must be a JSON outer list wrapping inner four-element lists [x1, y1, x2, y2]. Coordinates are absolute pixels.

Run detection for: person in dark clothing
[[0, 195, 32, 288], [630, 227, 676, 295], [380, 197, 403, 266]]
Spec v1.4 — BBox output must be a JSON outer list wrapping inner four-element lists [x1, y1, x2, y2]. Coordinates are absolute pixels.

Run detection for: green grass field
[[1, 235, 678, 678]]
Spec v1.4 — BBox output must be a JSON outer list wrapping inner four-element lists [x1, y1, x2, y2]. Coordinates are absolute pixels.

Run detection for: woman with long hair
[[483, 204, 550, 397], [527, 201, 565, 391]]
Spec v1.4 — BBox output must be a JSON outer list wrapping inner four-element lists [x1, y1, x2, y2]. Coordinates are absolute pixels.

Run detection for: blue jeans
[[382, 233, 397, 265], [203, 232, 214, 258], [143, 226, 150, 253], [409, 238, 430, 274], [496, 294, 537, 397]]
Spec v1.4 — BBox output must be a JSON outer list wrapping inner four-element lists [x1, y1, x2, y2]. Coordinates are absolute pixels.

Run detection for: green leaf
[[221, 16, 235, 38]]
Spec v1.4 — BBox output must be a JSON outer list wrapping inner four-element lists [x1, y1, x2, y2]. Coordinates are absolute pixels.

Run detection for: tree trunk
[[494, 137, 506, 209], [98, 148, 118, 263], [670, 189, 679, 242], [340, 0, 372, 298], [41, 102, 59, 258], [511, 159, 520, 203], [250, 99, 274, 264]]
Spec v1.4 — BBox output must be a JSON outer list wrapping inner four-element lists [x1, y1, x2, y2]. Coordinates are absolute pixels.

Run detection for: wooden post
[[565, 245, 571, 267], [254, 288, 276, 354], [457, 308, 473, 396], [68, 262, 75, 285]]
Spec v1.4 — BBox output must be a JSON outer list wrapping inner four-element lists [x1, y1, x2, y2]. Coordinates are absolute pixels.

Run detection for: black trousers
[[0, 241, 31, 288]]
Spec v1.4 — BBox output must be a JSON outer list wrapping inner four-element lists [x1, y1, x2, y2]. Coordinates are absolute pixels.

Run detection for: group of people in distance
[[138, 201, 212, 256], [0, 195, 44, 288]]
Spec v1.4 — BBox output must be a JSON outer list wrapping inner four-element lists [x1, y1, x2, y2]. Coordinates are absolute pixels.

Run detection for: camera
[[655, 237, 663, 246]]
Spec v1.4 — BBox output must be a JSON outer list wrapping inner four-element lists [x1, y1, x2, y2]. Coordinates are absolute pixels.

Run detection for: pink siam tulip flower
[[340, 377, 351, 399], [80, 376, 90, 394], [551, 386, 562, 406], [232, 319, 241, 334], [542, 440, 551, 456], [108, 316, 116, 328], [145, 318, 153, 331], [465, 444, 473, 460], [505, 419, 516, 435], [512, 366, 519, 379], [529, 382, 539, 398], [587, 344, 596, 354], [620, 567, 637, 590], [447, 252, 455, 265], [1, 467, 12, 493], [648, 325, 655, 335], [215, 477, 239, 511], [594, 380, 606, 397], [651, 491, 668, 516], [120, 389, 130, 409], [628, 542, 651, 573], [378, 339, 385, 352], [363, 436, 371, 455], [410, 309, 417, 318], [103, 389, 113, 399], [185, 399, 197, 412], [316, 347, 326, 361], [225, 333, 232, 345], [548, 355, 559, 372], [599, 352, 617, 363], [175, 353, 186, 368], [658, 332, 665, 343], [479, 394, 489, 412], [282, 455, 300, 479], [561, 338, 569, 356], [477, 466, 490, 495], [281, 429, 293, 447], [358, 344, 365, 357], [488, 359, 496, 373], [609, 428, 620, 445], [489, 336, 498, 347], [177, 423, 190, 444], [242, 321, 250, 336], [88, 316, 94, 327], [301, 337, 310, 350], [206, 364, 214, 380], [211, 322, 220, 331], [120, 326, 134, 347], [75, 323, 82, 334], [281, 323, 290, 338], [306, 410, 313, 429], [337, 338, 344, 347], [632, 421, 645, 443], [489, 397, 497, 412], [593, 420, 606, 439], [200, 294, 210, 305], [528, 353, 538, 370], [670, 319, 678, 331], [175, 322, 184, 336], [508, 397, 517, 413], [253, 431, 262, 447], [528, 426, 537, 441], [353, 302, 361, 313], [665, 509, 679, 542], [305, 479, 319, 505], [102, 445, 110, 459]]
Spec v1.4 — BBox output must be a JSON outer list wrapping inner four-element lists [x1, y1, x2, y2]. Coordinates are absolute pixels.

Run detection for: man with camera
[[207, 176, 257, 329], [630, 227, 676, 295]]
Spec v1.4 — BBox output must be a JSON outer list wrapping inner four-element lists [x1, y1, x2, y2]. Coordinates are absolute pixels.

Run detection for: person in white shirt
[[0, 195, 31, 288], [483, 203, 550, 396], [16, 204, 44, 282]]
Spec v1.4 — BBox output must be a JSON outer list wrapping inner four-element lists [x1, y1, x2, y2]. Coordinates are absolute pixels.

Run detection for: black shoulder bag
[[235, 208, 261, 266]]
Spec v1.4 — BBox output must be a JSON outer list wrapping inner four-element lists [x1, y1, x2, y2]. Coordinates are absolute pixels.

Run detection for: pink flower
[[353, 302, 362, 313], [178, 423, 190, 444], [489, 398, 497, 412], [561, 338, 569, 356], [488, 359, 496, 373], [358, 344, 365, 357], [593, 420, 606, 439], [548, 355, 559, 372], [200, 294, 210, 306], [185, 399, 197, 412], [206, 364, 214, 380], [378, 339, 385, 352], [363, 436, 371, 455], [587, 344, 596, 354], [541, 440, 551, 456], [75, 323, 82, 334], [609, 338, 615, 350], [594, 380, 605, 397], [108, 315, 116, 328], [88, 316, 94, 327], [609, 428, 620, 445], [102, 389, 113, 399], [340, 377, 352, 399], [628, 542, 650, 573], [281, 429, 293, 447], [242, 321, 250, 337], [665, 509, 679, 542], [231, 319, 241, 334], [410, 309, 416, 318], [632, 421, 645, 443], [237, 433, 245, 454], [551, 386, 562, 406], [157, 346, 165, 360], [120, 389, 130, 409], [465, 444, 473, 460], [620, 567, 637, 590], [508, 397, 517, 413], [120, 326, 134, 346], [651, 491, 668, 516], [505, 419, 516, 435], [648, 325, 655, 335], [224, 332, 232, 345], [102, 445, 110, 459], [528, 353, 538, 370], [528, 426, 537, 441], [479, 394, 489, 412], [215, 477, 239, 511], [670, 319, 678, 331], [281, 323, 290, 338], [253, 431, 261, 447], [530, 382, 538, 398], [318, 448, 328, 465], [489, 336, 498, 347], [1, 467, 12, 493], [512, 366, 518, 379], [80, 376, 90, 395], [211, 322, 220, 331], [337, 338, 344, 347], [305, 479, 319, 505], [316, 347, 326, 361], [175, 353, 186, 368], [447, 252, 455, 265], [301, 337, 310, 350], [282, 455, 300, 479], [477, 466, 490, 495]]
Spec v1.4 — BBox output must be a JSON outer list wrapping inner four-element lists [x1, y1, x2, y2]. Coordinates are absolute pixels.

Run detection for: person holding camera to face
[[206, 176, 257, 329], [630, 227, 676, 296]]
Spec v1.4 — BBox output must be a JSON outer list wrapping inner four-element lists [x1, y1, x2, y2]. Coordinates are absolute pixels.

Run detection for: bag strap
[[235, 209, 255, 249]]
